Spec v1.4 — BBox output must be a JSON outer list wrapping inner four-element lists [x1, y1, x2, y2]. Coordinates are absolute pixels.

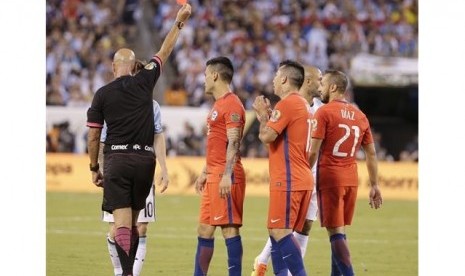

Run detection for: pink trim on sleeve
[[87, 122, 103, 128], [153, 55, 163, 67]]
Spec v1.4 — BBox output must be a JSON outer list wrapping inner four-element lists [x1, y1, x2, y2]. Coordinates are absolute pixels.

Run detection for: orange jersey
[[266, 92, 313, 191], [206, 92, 246, 183], [312, 100, 373, 188]]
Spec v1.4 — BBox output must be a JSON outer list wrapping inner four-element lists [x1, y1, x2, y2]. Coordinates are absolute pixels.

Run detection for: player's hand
[[194, 173, 207, 194], [92, 170, 103, 188], [219, 175, 231, 199], [253, 96, 271, 122], [369, 185, 383, 209], [158, 170, 169, 193], [176, 3, 192, 23]]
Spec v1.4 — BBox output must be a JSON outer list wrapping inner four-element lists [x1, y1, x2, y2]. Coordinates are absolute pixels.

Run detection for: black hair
[[278, 60, 305, 89], [206, 56, 234, 83]]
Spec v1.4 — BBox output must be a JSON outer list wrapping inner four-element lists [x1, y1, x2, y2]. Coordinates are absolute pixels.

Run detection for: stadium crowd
[[154, 0, 417, 107], [46, 0, 141, 106], [46, 0, 418, 161]]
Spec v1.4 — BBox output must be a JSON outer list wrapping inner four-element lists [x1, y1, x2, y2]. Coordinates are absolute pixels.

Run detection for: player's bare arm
[[219, 127, 242, 198], [308, 138, 323, 168], [88, 127, 103, 187], [362, 143, 383, 209], [155, 4, 191, 63], [195, 165, 207, 194], [154, 132, 169, 193]]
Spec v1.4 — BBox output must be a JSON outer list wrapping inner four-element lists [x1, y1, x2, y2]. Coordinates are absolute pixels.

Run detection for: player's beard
[[321, 91, 330, 103]]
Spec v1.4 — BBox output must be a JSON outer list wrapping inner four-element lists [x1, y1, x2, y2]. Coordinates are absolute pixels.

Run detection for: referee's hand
[[175, 3, 192, 23], [92, 171, 104, 188]]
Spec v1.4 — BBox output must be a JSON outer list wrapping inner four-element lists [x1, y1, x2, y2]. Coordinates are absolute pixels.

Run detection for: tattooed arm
[[218, 127, 242, 198]]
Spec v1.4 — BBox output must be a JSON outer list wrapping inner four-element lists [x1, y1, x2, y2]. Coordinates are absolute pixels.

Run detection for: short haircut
[[278, 60, 305, 89], [206, 56, 234, 83], [324, 70, 349, 93]]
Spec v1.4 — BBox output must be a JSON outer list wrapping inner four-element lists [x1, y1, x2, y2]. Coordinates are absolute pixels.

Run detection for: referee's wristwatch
[[176, 21, 184, 30], [89, 163, 100, 172]]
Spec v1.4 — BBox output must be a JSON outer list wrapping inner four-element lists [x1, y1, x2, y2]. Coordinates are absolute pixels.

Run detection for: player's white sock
[[133, 236, 147, 276], [107, 235, 123, 276], [257, 237, 272, 264], [292, 232, 309, 257]]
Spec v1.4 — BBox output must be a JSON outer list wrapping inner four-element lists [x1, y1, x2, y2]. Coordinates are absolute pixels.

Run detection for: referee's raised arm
[[155, 4, 192, 65]]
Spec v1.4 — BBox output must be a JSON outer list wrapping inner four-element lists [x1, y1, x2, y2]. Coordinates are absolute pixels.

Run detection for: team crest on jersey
[[230, 113, 240, 122], [270, 109, 281, 122], [211, 110, 218, 121], [144, 62, 157, 70]]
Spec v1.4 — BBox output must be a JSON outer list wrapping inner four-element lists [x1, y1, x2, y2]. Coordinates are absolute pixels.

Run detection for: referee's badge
[[144, 62, 156, 70]]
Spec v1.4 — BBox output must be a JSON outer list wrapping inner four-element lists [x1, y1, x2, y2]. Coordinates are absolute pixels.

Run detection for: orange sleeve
[[223, 98, 245, 129], [361, 117, 374, 145], [266, 98, 292, 134]]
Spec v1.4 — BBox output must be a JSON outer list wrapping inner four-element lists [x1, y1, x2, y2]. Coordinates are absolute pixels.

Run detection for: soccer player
[[252, 66, 323, 276], [308, 70, 383, 276], [193, 56, 246, 276], [101, 99, 169, 276], [86, 4, 191, 276], [252, 60, 313, 276]]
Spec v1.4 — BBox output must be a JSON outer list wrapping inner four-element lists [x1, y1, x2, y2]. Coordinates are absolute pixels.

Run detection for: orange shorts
[[267, 190, 311, 232], [318, 186, 357, 228], [199, 181, 245, 226]]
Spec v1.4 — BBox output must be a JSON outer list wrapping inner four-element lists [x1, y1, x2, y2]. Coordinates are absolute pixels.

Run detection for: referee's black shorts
[[102, 151, 155, 213]]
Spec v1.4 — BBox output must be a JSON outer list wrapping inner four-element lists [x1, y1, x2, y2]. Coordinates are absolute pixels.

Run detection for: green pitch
[[47, 192, 417, 275]]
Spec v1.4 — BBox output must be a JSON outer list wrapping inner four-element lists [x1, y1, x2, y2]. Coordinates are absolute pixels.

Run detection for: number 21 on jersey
[[333, 123, 360, 157]]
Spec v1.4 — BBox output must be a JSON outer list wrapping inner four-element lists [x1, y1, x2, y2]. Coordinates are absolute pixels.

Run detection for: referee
[[86, 4, 191, 276]]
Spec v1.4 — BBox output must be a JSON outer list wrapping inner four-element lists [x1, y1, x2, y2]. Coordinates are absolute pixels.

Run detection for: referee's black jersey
[[87, 56, 162, 146]]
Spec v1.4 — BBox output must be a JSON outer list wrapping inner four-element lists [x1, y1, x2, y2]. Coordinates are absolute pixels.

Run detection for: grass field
[[47, 192, 417, 276]]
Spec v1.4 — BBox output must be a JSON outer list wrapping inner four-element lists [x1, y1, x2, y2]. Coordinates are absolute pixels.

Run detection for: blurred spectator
[[46, 121, 76, 153], [399, 134, 418, 162], [356, 129, 394, 162], [164, 80, 188, 106], [67, 83, 89, 107], [162, 125, 177, 156], [176, 121, 203, 156]]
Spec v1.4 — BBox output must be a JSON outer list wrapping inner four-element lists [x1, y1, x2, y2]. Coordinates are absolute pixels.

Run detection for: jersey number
[[306, 119, 312, 153], [144, 202, 153, 218], [332, 124, 360, 157]]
